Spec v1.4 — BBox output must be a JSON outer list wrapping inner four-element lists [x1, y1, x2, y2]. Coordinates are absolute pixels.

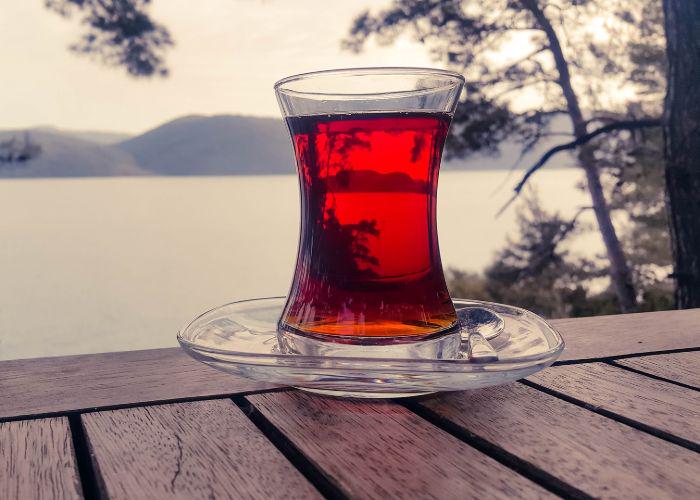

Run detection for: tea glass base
[[276, 325, 461, 360]]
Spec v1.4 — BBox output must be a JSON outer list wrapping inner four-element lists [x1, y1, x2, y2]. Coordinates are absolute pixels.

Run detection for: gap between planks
[[5, 350, 697, 499], [242, 392, 572, 499], [18, 362, 695, 500], [608, 350, 700, 390], [519, 379, 700, 453], [67, 415, 103, 500], [606, 360, 700, 392], [232, 397, 347, 500], [411, 384, 700, 498], [5, 346, 699, 425], [552, 345, 700, 366], [77, 399, 321, 499], [402, 401, 592, 499], [0, 386, 293, 425]]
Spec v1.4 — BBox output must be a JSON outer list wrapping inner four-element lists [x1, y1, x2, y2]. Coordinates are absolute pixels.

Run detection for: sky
[[1, 0, 436, 134]]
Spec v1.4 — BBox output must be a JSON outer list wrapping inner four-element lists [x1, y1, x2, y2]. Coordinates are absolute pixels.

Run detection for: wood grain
[[419, 383, 700, 499], [0, 417, 82, 500], [0, 348, 274, 420], [615, 351, 700, 388], [549, 307, 700, 362], [248, 391, 553, 500], [528, 363, 700, 444], [82, 399, 319, 500]]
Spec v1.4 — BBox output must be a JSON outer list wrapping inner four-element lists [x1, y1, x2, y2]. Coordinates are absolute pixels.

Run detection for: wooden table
[[1, 309, 699, 499]]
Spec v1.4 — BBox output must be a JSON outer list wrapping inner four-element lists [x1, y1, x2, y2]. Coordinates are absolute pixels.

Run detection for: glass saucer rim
[[177, 296, 565, 371]]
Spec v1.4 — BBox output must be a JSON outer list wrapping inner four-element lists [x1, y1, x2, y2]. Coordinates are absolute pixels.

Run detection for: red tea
[[279, 112, 457, 338]]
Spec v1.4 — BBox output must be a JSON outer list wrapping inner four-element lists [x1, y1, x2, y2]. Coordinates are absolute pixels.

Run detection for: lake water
[[0, 170, 595, 360]]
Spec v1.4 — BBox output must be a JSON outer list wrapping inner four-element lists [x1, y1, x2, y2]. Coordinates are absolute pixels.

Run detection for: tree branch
[[492, 46, 548, 75], [490, 109, 570, 195], [496, 118, 661, 216], [558, 205, 594, 243], [490, 77, 555, 100]]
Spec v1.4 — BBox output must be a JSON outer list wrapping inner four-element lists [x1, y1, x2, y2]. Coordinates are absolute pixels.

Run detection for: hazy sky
[[1, 0, 436, 134]]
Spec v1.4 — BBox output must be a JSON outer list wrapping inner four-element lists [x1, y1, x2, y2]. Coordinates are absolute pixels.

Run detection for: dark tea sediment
[[279, 111, 458, 338]]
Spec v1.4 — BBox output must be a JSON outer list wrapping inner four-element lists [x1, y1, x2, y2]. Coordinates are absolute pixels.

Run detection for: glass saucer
[[177, 297, 564, 398]]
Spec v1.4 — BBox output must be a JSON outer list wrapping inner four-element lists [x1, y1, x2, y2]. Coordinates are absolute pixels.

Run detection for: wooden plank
[[419, 383, 700, 499], [0, 348, 275, 419], [528, 363, 700, 445], [1, 308, 699, 420], [615, 351, 700, 388], [82, 399, 319, 500], [248, 392, 553, 500], [0, 417, 82, 500], [549, 307, 700, 362]]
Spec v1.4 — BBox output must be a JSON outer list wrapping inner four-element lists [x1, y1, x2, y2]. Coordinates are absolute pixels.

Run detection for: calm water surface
[[0, 170, 594, 360]]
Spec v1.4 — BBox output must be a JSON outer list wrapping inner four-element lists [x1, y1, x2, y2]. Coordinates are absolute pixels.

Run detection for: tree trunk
[[663, 0, 700, 308], [522, 0, 638, 312], [578, 148, 638, 311]]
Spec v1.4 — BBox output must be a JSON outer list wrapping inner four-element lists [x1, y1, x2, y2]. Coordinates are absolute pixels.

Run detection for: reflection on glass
[[280, 111, 457, 337]]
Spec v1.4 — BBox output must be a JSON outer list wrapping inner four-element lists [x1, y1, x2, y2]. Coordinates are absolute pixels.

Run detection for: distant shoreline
[[1, 114, 574, 178], [0, 166, 576, 181]]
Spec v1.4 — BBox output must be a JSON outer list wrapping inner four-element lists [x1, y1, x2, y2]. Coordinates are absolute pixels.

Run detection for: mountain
[[45, 128, 132, 145], [0, 129, 146, 178], [0, 114, 574, 178], [116, 113, 572, 175], [117, 114, 295, 175]]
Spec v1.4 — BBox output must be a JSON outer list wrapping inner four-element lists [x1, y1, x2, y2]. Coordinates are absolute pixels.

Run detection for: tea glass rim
[[274, 66, 465, 100]]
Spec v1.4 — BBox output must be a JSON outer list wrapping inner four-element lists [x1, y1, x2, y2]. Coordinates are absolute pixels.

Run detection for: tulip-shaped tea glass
[[275, 68, 465, 359]]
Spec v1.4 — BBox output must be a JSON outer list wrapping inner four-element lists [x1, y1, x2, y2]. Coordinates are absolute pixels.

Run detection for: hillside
[[1, 114, 574, 178], [0, 129, 145, 178], [117, 115, 295, 175], [49, 128, 131, 145]]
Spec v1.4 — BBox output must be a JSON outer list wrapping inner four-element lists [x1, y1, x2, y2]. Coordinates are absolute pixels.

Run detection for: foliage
[[45, 0, 173, 77], [600, 129, 672, 282], [448, 192, 603, 318], [344, 0, 660, 158], [347, 0, 671, 314], [446, 190, 672, 318], [448, 127, 674, 319], [0, 134, 42, 164], [591, 0, 672, 302], [345, 1, 563, 158]]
